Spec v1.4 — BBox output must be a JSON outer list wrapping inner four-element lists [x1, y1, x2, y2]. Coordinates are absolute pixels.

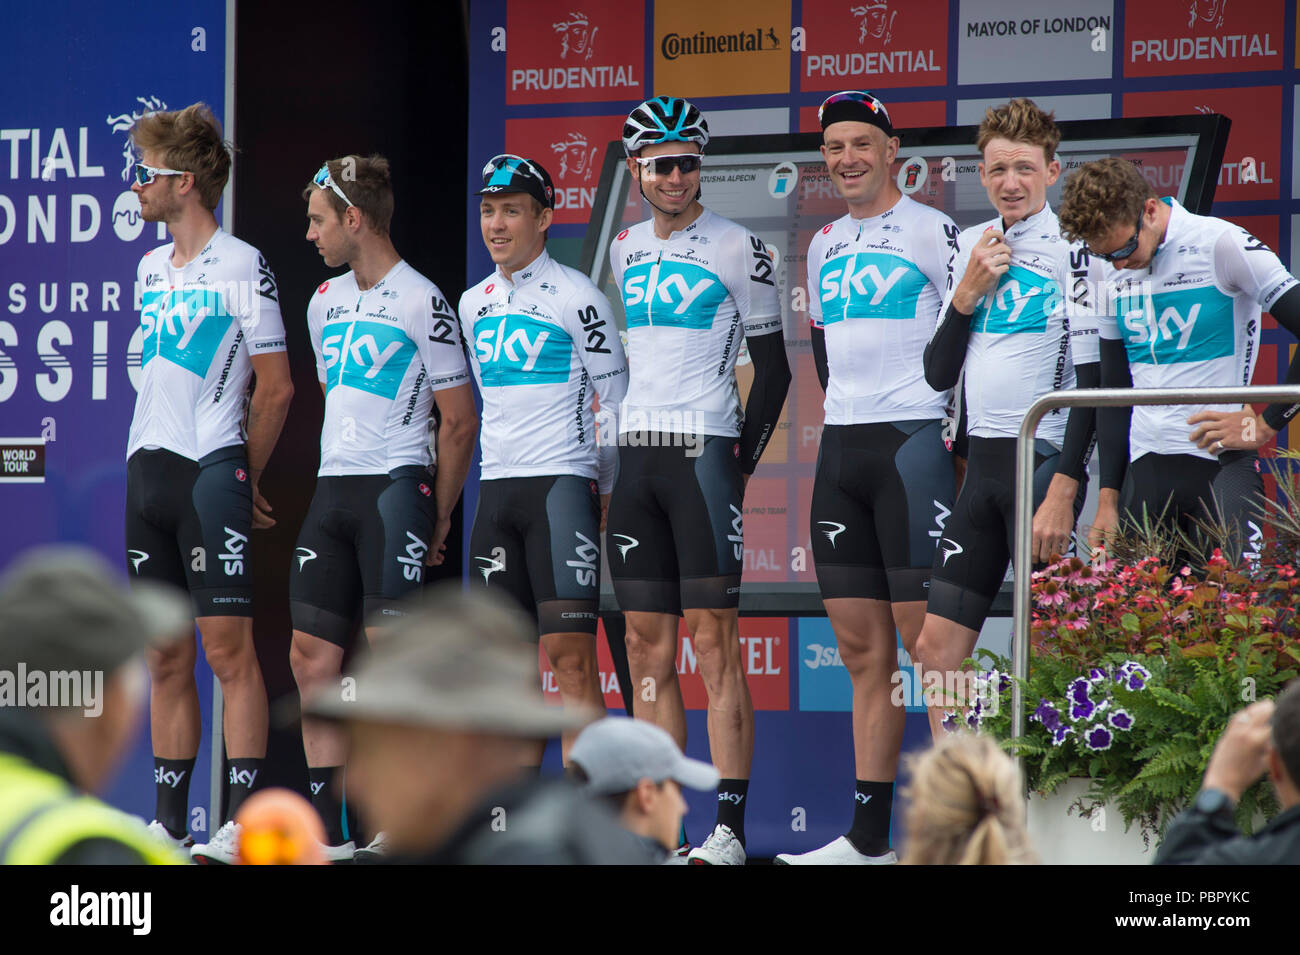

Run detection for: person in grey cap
[[569, 717, 720, 863], [304, 583, 650, 864], [0, 545, 191, 864]]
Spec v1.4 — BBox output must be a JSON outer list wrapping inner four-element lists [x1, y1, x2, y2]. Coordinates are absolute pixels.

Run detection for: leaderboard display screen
[[582, 116, 1228, 606]]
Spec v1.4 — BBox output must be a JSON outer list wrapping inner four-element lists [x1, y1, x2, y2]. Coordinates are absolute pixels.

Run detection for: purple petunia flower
[[1125, 665, 1150, 691], [1084, 725, 1113, 751], [1068, 678, 1093, 708], [1109, 709, 1134, 731], [1031, 699, 1062, 732], [1051, 726, 1073, 746], [941, 711, 961, 733], [1088, 667, 1108, 684], [1070, 700, 1097, 722]]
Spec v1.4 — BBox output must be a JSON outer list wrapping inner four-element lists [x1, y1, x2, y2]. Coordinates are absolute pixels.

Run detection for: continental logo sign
[[654, 0, 791, 97]]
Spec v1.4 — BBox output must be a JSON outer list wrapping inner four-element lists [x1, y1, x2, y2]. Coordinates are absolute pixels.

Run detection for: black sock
[[308, 766, 345, 845], [845, 780, 894, 856], [225, 757, 263, 823], [153, 757, 195, 837], [716, 779, 749, 846]]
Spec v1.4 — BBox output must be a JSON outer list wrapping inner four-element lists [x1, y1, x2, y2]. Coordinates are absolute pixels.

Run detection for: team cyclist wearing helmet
[[608, 97, 791, 865], [460, 155, 628, 763], [775, 91, 958, 865]]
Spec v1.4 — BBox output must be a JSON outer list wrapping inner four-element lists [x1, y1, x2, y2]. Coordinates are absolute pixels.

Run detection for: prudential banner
[[0, 1, 228, 570]]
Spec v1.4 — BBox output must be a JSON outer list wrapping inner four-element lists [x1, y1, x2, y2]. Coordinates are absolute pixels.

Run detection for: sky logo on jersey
[[973, 266, 1060, 335], [817, 252, 926, 324], [140, 288, 233, 377], [1116, 286, 1234, 364], [322, 321, 417, 400], [474, 313, 572, 386], [621, 260, 727, 330]]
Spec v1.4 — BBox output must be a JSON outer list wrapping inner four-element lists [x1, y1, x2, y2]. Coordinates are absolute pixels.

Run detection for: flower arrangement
[[968, 543, 1300, 844]]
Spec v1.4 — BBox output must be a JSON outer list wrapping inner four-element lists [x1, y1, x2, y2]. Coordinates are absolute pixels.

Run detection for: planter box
[[1026, 778, 1155, 865]]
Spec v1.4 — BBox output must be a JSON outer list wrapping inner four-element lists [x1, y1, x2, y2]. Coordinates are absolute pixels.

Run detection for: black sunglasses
[[1090, 214, 1143, 263], [634, 154, 702, 177]]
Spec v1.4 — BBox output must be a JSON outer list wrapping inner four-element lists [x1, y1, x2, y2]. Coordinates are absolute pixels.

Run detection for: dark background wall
[[234, 0, 470, 798]]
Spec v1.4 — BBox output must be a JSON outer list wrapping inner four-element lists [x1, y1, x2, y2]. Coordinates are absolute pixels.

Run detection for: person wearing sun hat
[[303, 584, 646, 864]]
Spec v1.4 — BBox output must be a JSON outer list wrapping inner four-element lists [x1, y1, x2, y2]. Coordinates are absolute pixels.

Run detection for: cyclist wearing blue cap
[[460, 154, 628, 762], [290, 155, 477, 863], [608, 96, 791, 865], [776, 91, 957, 866]]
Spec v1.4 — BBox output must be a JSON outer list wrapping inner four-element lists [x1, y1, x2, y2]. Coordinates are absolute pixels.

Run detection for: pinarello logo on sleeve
[[317, 281, 330, 294]]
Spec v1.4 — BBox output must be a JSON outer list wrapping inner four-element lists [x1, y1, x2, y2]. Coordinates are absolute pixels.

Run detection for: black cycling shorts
[[468, 475, 601, 636], [289, 466, 437, 646], [606, 434, 744, 615], [927, 436, 1088, 632], [125, 445, 253, 618], [1120, 450, 1264, 559], [810, 420, 955, 603]]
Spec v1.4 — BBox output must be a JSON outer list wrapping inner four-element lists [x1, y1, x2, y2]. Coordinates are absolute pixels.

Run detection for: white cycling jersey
[[608, 208, 782, 438], [807, 195, 957, 425], [459, 249, 629, 492], [942, 203, 1097, 444], [127, 228, 287, 461], [1092, 198, 1297, 460], [308, 260, 469, 476]]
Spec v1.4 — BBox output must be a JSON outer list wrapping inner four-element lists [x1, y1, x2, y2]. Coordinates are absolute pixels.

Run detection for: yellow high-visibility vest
[[0, 754, 183, 865]]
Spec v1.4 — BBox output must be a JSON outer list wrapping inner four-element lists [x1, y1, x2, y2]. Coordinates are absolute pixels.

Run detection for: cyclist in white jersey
[[122, 105, 294, 862], [914, 100, 1101, 742], [290, 155, 477, 862], [459, 154, 628, 762], [608, 97, 791, 865], [1058, 157, 1300, 556], [776, 91, 957, 866]]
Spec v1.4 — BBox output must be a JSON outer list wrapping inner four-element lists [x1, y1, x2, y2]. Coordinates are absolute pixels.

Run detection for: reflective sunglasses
[[313, 163, 354, 208], [482, 153, 548, 187], [134, 163, 187, 187], [1089, 214, 1143, 263], [633, 153, 702, 177], [817, 90, 891, 126]]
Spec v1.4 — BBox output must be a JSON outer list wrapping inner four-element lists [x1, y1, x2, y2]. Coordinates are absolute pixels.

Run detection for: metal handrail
[[1013, 385, 1300, 740]]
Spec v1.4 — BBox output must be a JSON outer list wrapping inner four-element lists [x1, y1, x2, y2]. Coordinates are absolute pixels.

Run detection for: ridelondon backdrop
[[1, 0, 229, 822], [468, 0, 1300, 856]]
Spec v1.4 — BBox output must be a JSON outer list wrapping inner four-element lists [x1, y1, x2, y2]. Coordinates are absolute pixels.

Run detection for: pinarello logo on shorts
[[944, 437, 953, 452], [317, 281, 330, 294], [1255, 459, 1262, 473], [419, 483, 432, 497], [589, 480, 598, 495], [821, 223, 833, 234], [733, 443, 740, 458], [235, 468, 247, 482]]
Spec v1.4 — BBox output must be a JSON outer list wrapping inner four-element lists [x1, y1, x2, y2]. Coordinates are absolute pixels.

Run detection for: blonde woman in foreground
[[902, 733, 1037, 865]]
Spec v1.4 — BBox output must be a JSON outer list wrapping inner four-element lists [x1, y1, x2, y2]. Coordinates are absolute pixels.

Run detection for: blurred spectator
[[901, 732, 1036, 865], [0, 546, 191, 864], [568, 716, 720, 863], [1156, 684, 1300, 864], [304, 584, 648, 864]]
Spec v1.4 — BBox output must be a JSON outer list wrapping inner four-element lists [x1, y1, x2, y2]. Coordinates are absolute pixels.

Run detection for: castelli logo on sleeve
[[317, 281, 330, 294], [616, 228, 629, 240], [419, 482, 432, 497], [235, 468, 247, 482]]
